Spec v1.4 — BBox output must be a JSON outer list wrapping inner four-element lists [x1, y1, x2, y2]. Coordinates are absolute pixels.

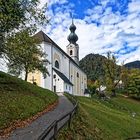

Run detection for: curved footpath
[[0, 95, 73, 140]]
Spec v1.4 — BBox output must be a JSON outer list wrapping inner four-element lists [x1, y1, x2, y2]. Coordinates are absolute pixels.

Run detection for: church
[[27, 21, 87, 96]]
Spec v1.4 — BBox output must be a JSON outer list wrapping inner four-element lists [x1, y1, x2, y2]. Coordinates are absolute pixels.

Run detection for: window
[[55, 60, 59, 69], [71, 75, 73, 81], [54, 74, 56, 78], [77, 72, 79, 78], [70, 50, 73, 55], [66, 85, 67, 89]]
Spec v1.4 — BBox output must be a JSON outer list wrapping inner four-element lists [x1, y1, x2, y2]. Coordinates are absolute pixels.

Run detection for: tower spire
[[71, 13, 74, 24], [67, 14, 78, 44], [67, 14, 79, 64]]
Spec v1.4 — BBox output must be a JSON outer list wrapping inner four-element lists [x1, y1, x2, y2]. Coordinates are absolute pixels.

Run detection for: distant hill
[[124, 60, 140, 69], [79, 53, 140, 81], [79, 53, 107, 80]]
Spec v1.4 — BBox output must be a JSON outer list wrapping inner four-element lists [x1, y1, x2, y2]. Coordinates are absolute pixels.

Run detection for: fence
[[126, 132, 140, 140], [37, 99, 78, 140]]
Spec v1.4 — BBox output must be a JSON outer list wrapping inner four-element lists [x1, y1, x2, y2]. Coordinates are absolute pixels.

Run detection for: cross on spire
[[71, 13, 74, 24]]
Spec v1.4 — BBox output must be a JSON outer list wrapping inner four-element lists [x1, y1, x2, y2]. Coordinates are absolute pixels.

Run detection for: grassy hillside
[[58, 94, 140, 140], [0, 71, 58, 132]]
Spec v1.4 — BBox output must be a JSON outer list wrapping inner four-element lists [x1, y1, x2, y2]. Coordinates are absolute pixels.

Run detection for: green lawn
[[58, 94, 140, 140], [0, 71, 58, 131]]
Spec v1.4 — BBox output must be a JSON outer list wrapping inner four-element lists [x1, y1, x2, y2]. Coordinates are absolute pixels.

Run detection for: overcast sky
[[38, 0, 140, 64]]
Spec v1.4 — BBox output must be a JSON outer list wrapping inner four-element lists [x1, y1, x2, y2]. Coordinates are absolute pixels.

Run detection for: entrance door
[[54, 86, 56, 92]]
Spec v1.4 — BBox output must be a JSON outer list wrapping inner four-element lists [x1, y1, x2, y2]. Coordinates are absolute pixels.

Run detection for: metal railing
[[37, 99, 78, 140]]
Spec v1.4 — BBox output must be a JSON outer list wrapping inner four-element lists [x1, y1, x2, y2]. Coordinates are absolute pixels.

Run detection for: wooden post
[[54, 121, 58, 140], [68, 113, 72, 129], [74, 104, 78, 115]]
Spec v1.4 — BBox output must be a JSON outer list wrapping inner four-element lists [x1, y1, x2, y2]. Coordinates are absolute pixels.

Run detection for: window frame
[[55, 60, 59, 69], [70, 50, 73, 55]]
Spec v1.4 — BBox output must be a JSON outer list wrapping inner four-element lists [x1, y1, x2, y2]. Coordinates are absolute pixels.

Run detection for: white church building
[[27, 21, 87, 96]]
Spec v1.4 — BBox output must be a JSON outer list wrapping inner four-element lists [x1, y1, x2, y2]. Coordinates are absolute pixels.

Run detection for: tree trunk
[[25, 70, 28, 81], [111, 89, 116, 97]]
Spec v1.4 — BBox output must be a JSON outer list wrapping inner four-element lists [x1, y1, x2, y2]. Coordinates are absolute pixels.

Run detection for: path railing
[[126, 132, 140, 140], [37, 98, 78, 140]]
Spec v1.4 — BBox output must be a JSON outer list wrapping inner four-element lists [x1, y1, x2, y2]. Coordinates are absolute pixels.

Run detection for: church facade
[[27, 21, 87, 96]]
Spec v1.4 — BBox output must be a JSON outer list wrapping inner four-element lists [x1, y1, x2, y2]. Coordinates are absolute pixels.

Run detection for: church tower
[[67, 19, 79, 64]]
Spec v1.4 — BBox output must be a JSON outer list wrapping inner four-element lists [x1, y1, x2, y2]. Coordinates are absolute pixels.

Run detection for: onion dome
[[69, 23, 76, 31], [67, 21, 78, 44]]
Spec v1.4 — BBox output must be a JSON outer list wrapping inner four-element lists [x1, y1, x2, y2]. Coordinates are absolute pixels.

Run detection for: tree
[[0, 0, 47, 54], [87, 80, 96, 97], [5, 29, 49, 81], [103, 52, 122, 97], [121, 66, 130, 94], [127, 69, 140, 97]]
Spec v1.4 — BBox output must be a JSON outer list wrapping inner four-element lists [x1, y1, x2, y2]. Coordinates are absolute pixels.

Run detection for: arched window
[[70, 50, 73, 55], [55, 60, 59, 69]]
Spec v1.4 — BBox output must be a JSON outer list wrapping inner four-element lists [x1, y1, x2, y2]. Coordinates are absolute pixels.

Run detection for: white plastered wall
[[70, 61, 87, 96], [41, 42, 53, 90], [64, 83, 73, 94], [53, 70, 64, 93], [52, 46, 70, 79]]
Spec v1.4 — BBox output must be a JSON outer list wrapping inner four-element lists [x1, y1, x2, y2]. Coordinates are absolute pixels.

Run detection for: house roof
[[53, 68, 73, 86], [34, 31, 86, 75]]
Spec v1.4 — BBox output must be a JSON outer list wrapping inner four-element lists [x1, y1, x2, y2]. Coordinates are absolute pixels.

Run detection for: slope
[[79, 53, 107, 80], [58, 94, 140, 140], [0, 71, 58, 134]]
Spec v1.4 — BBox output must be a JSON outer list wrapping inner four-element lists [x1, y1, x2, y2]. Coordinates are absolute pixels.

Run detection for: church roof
[[34, 31, 86, 75], [53, 68, 73, 86], [34, 31, 52, 43]]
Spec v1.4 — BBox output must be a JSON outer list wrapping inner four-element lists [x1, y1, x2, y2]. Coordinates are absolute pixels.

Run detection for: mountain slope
[[125, 60, 140, 69], [79, 53, 107, 80]]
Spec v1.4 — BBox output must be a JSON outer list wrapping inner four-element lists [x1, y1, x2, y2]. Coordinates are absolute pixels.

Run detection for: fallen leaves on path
[[0, 100, 59, 138]]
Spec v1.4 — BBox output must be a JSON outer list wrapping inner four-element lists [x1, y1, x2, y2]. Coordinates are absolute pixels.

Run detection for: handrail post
[[68, 113, 72, 129], [74, 103, 78, 114], [54, 121, 58, 140]]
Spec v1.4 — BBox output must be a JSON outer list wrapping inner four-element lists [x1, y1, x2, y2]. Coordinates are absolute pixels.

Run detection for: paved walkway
[[0, 96, 73, 140]]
